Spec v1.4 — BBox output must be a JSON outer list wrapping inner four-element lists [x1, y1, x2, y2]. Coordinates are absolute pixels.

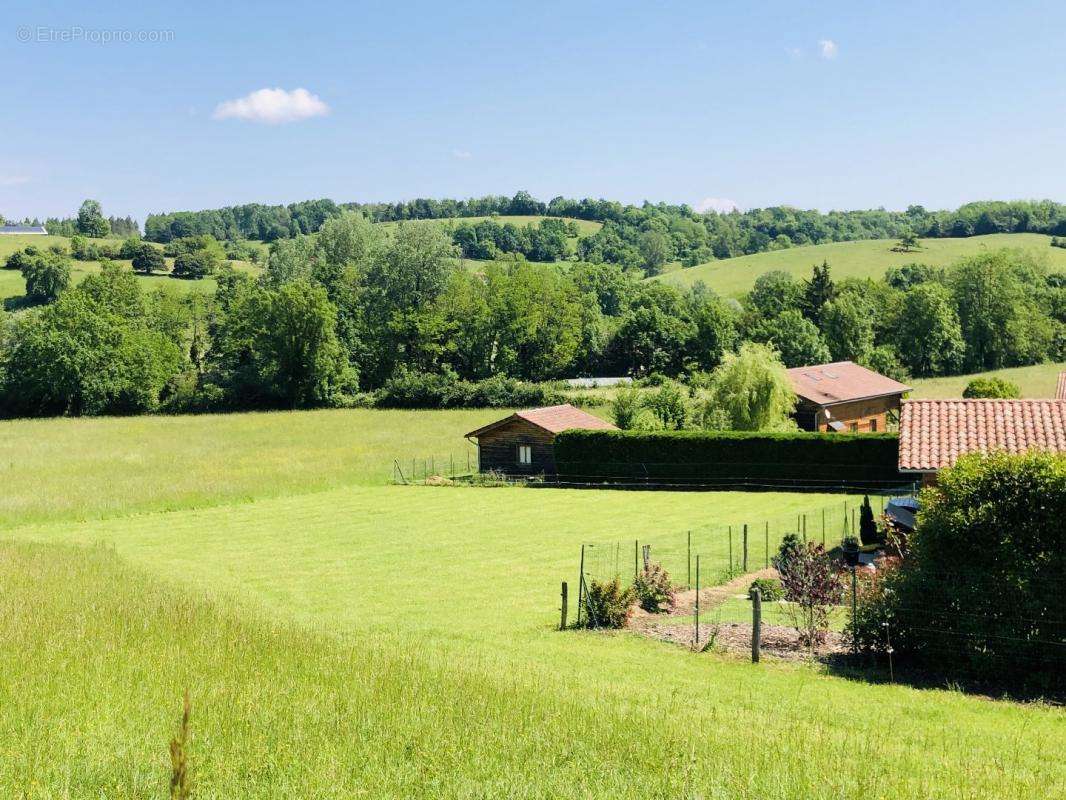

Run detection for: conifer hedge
[[554, 429, 902, 490]]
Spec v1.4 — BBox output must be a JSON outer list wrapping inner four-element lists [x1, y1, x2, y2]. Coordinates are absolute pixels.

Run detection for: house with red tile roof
[[786, 361, 911, 433], [898, 399, 1066, 484], [466, 404, 616, 476]]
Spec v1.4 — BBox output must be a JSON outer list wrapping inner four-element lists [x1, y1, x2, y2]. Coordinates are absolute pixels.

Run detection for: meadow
[[0, 234, 259, 303], [656, 233, 1066, 296], [909, 361, 1066, 398], [1, 407, 1062, 798]]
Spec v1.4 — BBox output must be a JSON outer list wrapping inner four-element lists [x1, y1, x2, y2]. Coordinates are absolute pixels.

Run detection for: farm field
[[656, 233, 1066, 296], [0, 408, 1061, 798], [908, 362, 1066, 399]]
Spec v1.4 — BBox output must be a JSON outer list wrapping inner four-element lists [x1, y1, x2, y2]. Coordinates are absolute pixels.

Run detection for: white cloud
[[695, 197, 739, 214], [0, 175, 29, 186], [212, 88, 330, 125], [818, 39, 838, 60], [785, 47, 802, 60], [452, 149, 472, 160]]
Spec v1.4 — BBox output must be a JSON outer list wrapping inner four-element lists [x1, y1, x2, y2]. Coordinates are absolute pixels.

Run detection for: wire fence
[[393, 451, 479, 484], [578, 487, 917, 590]]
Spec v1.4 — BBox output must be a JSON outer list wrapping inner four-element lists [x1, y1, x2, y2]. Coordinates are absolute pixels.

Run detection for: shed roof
[[786, 361, 910, 406], [0, 224, 47, 234], [1057, 372, 1066, 400], [466, 404, 617, 438], [898, 399, 1066, 472]]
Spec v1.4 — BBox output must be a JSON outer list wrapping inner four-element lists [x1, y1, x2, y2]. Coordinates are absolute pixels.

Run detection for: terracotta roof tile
[[786, 361, 911, 406], [898, 399, 1066, 471], [466, 404, 616, 438]]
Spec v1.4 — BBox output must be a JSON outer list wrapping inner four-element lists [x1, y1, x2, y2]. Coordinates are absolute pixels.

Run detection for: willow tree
[[709, 342, 796, 431]]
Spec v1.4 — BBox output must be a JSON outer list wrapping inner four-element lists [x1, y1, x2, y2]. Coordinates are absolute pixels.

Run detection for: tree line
[[140, 194, 1066, 275], [1, 208, 1062, 419]]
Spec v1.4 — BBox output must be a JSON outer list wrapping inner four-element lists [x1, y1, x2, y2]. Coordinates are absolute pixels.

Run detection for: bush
[[633, 562, 675, 613], [611, 385, 644, 430], [555, 429, 901, 489], [375, 369, 565, 409], [775, 541, 844, 646], [854, 451, 1066, 689], [20, 250, 71, 303], [962, 376, 1021, 399], [172, 249, 219, 279], [131, 244, 166, 274], [748, 577, 784, 602], [582, 577, 633, 629]]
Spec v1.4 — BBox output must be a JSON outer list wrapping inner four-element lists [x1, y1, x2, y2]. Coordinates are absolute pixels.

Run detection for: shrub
[[582, 577, 633, 629], [962, 377, 1021, 399], [375, 369, 565, 409], [20, 250, 71, 303], [859, 495, 881, 546], [775, 541, 844, 646], [132, 244, 166, 274], [554, 429, 900, 489], [772, 533, 803, 574], [857, 451, 1066, 688], [633, 562, 675, 613], [611, 385, 644, 430], [748, 577, 784, 602], [643, 382, 688, 429], [172, 249, 219, 279]]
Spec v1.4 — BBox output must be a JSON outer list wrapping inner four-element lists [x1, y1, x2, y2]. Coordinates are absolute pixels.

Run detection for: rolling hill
[[656, 233, 1066, 297]]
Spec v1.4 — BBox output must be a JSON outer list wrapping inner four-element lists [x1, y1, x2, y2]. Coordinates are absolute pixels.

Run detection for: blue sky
[[3, 1, 1066, 222]]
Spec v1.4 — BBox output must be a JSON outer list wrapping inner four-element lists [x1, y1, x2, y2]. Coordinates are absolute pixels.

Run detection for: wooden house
[[787, 361, 910, 432], [465, 404, 616, 476]]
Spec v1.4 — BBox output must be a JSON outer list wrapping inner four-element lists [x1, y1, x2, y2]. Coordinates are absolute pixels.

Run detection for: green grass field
[[0, 408, 1061, 798], [656, 233, 1066, 297], [374, 214, 602, 236], [909, 362, 1066, 399], [0, 234, 259, 303]]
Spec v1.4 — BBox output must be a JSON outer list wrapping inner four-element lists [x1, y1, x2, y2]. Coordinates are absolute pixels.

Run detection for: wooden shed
[[465, 404, 616, 476]]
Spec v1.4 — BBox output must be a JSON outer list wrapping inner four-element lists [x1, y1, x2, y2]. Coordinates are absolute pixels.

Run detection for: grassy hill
[[0, 408, 1060, 797], [909, 362, 1066, 399], [374, 214, 602, 236], [657, 233, 1066, 297], [0, 234, 259, 303]]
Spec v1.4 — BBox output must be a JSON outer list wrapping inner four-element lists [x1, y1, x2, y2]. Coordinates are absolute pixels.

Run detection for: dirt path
[[629, 568, 847, 662]]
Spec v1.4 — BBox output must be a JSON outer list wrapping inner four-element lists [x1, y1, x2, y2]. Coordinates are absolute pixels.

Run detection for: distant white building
[[0, 225, 47, 235]]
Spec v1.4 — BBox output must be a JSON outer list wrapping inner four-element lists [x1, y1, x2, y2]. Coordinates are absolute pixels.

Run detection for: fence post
[[694, 554, 701, 647], [467, 450, 471, 474], [728, 526, 733, 573], [576, 546, 586, 627], [634, 540, 639, 580], [560, 581, 568, 630], [450, 454, 454, 478], [687, 531, 692, 589], [764, 522, 769, 568], [822, 507, 826, 546], [742, 524, 748, 573], [802, 514, 807, 543], [750, 586, 762, 663], [851, 564, 858, 656]]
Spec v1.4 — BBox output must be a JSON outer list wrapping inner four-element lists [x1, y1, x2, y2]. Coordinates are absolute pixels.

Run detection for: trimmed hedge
[[554, 429, 902, 490]]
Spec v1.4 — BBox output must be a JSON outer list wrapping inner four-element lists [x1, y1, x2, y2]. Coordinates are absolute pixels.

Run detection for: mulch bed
[[627, 569, 848, 662]]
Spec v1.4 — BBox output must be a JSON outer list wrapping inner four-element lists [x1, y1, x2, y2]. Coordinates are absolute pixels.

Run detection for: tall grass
[[1, 541, 1060, 799]]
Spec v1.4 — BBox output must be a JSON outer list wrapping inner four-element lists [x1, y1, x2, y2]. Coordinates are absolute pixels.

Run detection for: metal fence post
[[694, 554, 701, 647], [728, 526, 733, 573], [687, 530, 692, 589], [576, 545, 586, 627], [634, 539, 639, 580], [764, 522, 769, 568], [560, 581, 568, 630], [742, 524, 748, 573], [750, 586, 762, 663]]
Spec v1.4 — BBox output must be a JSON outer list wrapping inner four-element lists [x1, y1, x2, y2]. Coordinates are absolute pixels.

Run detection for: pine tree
[[802, 260, 836, 327]]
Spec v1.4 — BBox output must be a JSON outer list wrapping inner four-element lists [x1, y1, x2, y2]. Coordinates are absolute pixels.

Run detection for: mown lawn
[[656, 233, 1066, 296], [0, 408, 1061, 798]]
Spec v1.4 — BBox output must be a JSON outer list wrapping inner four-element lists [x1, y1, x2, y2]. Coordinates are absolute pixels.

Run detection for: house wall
[[475, 419, 557, 476], [795, 395, 902, 433]]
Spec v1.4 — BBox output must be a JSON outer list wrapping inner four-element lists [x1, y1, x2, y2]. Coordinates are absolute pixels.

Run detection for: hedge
[[554, 429, 903, 490]]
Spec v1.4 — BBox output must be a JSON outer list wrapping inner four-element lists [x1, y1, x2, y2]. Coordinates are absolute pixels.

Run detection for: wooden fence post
[[764, 521, 769, 568], [742, 524, 748, 573], [728, 526, 733, 573], [750, 586, 762, 663], [560, 581, 568, 630], [694, 554, 701, 647], [687, 530, 692, 589], [634, 539, 639, 580]]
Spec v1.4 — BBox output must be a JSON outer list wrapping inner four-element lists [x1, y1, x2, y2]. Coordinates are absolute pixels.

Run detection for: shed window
[[870, 418, 878, 432], [849, 422, 859, 433], [517, 445, 532, 465]]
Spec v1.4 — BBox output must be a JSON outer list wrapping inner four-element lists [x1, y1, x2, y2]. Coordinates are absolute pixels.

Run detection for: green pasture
[[374, 214, 602, 236], [657, 233, 1066, 296], [0, 234, 259, 303], [0, 407, 1060, 797], [908, 361, 1066, 399]]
